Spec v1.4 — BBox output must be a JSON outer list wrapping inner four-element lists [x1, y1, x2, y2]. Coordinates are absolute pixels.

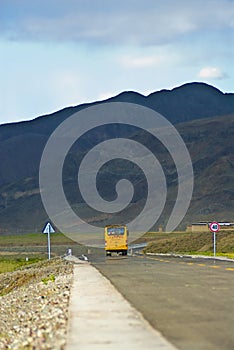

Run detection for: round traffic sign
[[209, 222, 220, 233]]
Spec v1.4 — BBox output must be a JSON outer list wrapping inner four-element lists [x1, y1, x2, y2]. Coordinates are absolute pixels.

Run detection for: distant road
[[91, 254, 234, 350]]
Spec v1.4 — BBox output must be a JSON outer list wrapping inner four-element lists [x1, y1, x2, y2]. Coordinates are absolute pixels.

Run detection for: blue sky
[[0, 0, 233, 124]]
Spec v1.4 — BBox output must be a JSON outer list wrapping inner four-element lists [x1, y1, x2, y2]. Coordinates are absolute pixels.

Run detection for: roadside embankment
[[143, 231, 234, 258], [0, 257, 73, 349]]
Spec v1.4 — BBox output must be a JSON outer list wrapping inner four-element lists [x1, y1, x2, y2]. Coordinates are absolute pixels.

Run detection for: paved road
[[90, 253, 234, 350], [66, 259, 177, 350]]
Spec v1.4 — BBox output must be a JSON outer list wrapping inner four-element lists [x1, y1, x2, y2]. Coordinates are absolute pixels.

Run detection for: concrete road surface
[[91, 254, 234, 350], [66, 259, 177, 350]]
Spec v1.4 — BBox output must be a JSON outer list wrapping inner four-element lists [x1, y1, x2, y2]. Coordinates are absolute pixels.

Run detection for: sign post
[[43, 222, 55, 260], [209, 222, 220, 258]]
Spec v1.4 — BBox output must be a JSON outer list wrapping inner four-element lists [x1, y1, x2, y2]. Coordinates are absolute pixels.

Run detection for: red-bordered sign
[[209, 222, 220, 233]]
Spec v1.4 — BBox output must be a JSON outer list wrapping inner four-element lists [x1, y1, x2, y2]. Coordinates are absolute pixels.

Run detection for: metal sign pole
[[213, 231, 216, 258], [48, 227, 51, 260], [209, 222, 220, 260], [43, 222, 55, 260]]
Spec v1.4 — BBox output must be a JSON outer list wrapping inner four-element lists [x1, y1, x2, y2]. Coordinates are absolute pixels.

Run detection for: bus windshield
[[107, 227, 125, 235]]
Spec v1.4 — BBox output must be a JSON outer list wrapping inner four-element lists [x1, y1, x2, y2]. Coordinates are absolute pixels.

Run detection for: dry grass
[[143, 231, 234, 256], [0, 257, 72, 296]]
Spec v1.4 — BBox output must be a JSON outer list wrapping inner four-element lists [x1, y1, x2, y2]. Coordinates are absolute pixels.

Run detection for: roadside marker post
[[43, 222, 55, 260], [209, 222, 220, 258]]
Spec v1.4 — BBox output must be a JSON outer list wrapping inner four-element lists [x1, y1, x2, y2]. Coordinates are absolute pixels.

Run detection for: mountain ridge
[[1, 82, 234, 139], [0, 82, 234, 233]]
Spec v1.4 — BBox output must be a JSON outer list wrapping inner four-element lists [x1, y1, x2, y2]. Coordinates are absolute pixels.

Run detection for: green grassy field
[[0, 233, 72, 273], [0, 233, 77, 246], [0, 232, 91, 274], [0, 255, 45, 273]]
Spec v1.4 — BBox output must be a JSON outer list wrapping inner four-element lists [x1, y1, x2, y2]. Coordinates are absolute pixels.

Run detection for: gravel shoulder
[[0, 257, 73, 350]]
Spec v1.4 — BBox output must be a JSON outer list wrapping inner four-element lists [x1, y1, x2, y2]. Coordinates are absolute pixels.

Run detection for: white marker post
[[43, 222, 55, 260], [209, 222, 220, 258]]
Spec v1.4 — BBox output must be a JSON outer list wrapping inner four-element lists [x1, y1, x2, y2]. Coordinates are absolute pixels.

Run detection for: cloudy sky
[[0, 0, 233, 124]]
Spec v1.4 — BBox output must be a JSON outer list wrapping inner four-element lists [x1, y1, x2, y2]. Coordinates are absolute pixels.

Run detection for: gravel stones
[[0, 258, 73, 349]]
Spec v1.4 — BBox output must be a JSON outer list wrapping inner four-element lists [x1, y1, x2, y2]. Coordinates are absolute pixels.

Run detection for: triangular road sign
[[43, 222, 55, 234]]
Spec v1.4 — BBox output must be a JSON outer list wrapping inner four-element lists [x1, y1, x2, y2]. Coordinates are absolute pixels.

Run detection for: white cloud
[[1, 0, 233, 123], [198, 67, 227, 80], [120, 55, 164, 68]]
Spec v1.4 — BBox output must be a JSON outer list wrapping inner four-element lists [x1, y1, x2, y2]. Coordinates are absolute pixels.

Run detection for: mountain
[[0, 82, 234, 188], [0, 82, 234, 233], [110, 82, 234, 123]]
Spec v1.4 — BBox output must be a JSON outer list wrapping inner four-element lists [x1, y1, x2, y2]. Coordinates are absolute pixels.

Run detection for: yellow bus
[[104, 224, 128, 256]]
